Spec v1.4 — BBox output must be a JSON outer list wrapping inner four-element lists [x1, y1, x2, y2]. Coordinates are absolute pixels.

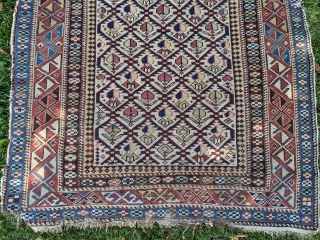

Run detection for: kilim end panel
[[1, 0, 319, 233]]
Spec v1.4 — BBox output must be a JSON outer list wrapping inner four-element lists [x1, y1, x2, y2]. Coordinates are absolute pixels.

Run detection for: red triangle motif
[[46, 128, 55, 139], [276, 16, 284, 26], [280, 79, 289, 90], [39, 78, 48, 89], [52, 2, 62, 12], [42, 18, 52, 27], [36, 111, 47, 123], [269, 31, 277, 40], [265, 2, 275, 11], [44, 166, 54, 179], [43, 95, 57, 107], [283, 149, 292, 161], [41, 48, 50, 58], [49, 62, 58, 72], [33, 187, 42, 197], [278, 47, 286, 57], [280, 114, 291, 126], [35, 146, 45, 159], [271, 63, 280, 73], [272, 96, 286, 109], [284, 187, 292, 197], [274, 132, 284, 144]]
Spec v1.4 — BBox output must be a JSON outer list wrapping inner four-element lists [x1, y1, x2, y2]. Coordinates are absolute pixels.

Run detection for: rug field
[[1, 0, 319, 234]]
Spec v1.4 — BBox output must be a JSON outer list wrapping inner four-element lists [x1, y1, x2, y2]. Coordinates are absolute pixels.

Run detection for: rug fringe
[[25, 217, 320, 238], [0, 168, 8, 213], [2, 210, 319, 237]]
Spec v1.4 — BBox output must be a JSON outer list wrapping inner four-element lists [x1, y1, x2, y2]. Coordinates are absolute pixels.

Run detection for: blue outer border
[[3, 0, 34, 214], [289, 0, 319, 230]]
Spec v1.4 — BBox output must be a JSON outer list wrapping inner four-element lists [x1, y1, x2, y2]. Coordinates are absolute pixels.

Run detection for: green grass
[[0, 0, 14, 173], [0, 0, 319, 239]]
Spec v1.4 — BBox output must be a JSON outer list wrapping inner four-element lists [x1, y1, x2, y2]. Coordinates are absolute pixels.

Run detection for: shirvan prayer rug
[[1, 0, 319, 233]]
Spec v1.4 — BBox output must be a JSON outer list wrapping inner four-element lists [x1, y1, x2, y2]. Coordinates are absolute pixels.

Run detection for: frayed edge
[[26, 218, 225, 233], [229, 223, 319, 237], [0, 168, 8, 212], [1, 214, 318, 238], [22, 217, 319, 238]]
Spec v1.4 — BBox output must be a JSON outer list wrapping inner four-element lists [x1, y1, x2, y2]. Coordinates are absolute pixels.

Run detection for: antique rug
[[1, 0, 319, 233]]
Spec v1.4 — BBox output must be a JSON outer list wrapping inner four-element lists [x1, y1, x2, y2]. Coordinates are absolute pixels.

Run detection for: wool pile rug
[[1, 0, 319, 233]]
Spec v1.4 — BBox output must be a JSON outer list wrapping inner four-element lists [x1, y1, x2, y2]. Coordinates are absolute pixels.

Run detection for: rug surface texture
[[1, 0, 319, 232]]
